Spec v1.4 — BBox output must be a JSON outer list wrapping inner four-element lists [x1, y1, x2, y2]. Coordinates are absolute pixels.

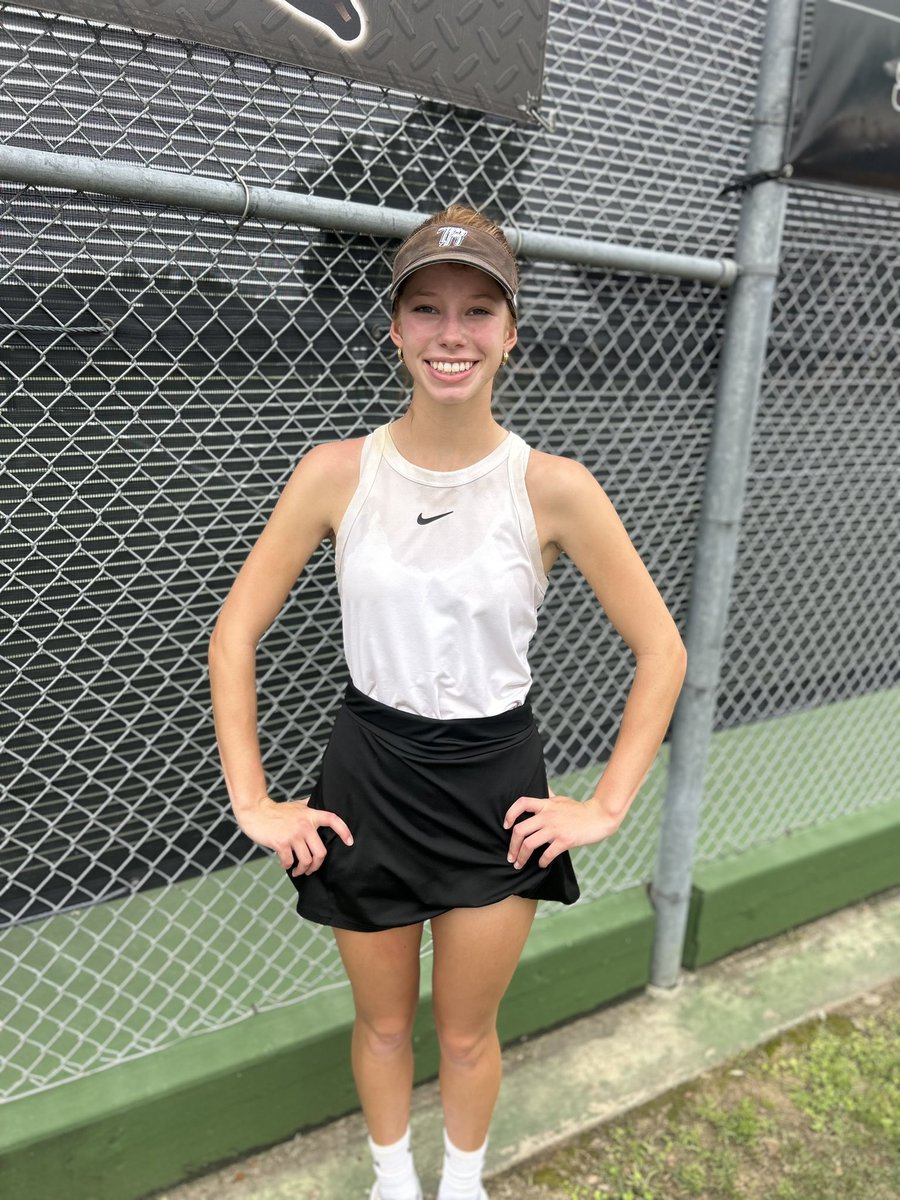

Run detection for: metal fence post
[[649, 0, 803, 988]]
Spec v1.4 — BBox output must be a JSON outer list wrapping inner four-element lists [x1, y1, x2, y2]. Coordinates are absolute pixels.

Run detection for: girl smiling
[[208, 204, 687, 1200]]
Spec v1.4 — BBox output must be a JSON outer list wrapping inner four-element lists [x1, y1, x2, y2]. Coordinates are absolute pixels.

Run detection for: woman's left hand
[[503, 789, 622, 869]]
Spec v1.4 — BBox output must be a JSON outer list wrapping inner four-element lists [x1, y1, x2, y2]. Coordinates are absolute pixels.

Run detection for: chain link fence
[[1, 0, 896, 1102], [695, 183, 900, 862]]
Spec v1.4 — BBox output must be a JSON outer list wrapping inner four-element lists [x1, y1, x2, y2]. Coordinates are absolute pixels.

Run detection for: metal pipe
[[0, 144, 737, 287], [648, 0, 802, 987]]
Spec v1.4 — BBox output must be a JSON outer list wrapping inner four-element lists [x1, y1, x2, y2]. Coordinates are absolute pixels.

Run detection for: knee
[[436, 1022, 497, 1069], [356, 1012, 415, 1057]]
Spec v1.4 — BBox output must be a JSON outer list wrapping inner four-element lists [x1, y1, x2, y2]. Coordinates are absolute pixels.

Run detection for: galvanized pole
[[649, 0, 802, 987]]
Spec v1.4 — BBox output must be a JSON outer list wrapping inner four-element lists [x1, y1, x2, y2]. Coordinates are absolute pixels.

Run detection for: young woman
[[208, 205, 687, 1200]]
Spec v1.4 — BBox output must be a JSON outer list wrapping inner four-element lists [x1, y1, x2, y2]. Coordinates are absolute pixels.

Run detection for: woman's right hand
[[235, 795, 354, 877]]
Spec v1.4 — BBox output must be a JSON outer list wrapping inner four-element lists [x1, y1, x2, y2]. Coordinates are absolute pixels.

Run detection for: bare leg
[[332, 921, 424, 1144], [430, 896, 538, 1150]]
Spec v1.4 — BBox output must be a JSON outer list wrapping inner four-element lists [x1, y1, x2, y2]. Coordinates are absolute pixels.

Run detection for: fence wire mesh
[[695, 184, 900, 862], [0, 0, 896, 1102]]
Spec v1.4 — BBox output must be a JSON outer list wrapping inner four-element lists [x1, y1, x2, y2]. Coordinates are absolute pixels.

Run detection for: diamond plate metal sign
[[13, 0, 549, 123], [787, 0, 900, 196]]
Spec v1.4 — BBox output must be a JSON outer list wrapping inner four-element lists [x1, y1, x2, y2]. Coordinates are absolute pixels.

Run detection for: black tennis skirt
[[286, 682, 580, 931]]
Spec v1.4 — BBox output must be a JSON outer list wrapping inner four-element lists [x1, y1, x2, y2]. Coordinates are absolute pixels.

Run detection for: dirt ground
[[486, 976, 900, 1200]]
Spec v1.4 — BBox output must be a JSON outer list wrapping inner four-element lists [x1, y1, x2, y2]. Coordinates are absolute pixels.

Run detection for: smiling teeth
[[431, 360, 474, 374]]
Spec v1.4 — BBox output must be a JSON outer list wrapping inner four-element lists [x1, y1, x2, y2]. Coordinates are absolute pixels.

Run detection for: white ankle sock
[[367, 1126, 421, 1200], [436, 1126, 488, 1200]]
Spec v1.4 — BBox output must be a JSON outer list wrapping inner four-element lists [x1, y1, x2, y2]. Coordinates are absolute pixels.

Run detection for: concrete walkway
[[157, 886, 900, 1200]]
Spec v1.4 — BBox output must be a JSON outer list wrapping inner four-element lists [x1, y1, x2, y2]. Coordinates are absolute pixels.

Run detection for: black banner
[[788, 0, 900, 196], [10, 0, 549, 124]]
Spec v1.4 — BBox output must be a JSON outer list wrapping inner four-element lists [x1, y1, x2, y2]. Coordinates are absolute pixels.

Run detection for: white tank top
[[335, 422, 549, 719]]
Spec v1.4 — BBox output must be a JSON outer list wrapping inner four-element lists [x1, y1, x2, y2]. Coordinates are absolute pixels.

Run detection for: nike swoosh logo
[[417, 511, 454, 525]]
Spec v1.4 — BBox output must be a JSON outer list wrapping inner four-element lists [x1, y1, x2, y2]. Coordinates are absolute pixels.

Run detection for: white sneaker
[[368, 1185, 423, 1200]]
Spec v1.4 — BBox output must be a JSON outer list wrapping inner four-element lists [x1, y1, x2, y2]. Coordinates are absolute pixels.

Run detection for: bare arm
[[207, 439, 360, 874], [506, 452, 687, 868]]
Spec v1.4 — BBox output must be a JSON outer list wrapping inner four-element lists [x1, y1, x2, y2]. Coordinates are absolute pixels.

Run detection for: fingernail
[[347, 837, 354, 846], [507, 854, 514, 863]]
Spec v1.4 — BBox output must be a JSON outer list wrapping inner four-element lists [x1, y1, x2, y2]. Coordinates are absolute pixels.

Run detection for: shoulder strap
[[334, 424, 387, 577], [506, 433, 549, 594]]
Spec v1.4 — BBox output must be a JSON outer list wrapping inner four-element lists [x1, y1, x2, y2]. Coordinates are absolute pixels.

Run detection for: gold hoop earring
[[501, 351, 509, 366], [397, 347, 404, 363]]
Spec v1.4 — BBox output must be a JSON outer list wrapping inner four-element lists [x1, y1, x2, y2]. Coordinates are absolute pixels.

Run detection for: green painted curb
[[0, 887, 653, 1200], [1, 980, 360, 1200], [684, 799, 900, 968], [497, 886, 653, 1041]]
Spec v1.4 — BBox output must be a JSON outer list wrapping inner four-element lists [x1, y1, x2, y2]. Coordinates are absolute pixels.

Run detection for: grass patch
[[490, 979, 900, 1200]]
